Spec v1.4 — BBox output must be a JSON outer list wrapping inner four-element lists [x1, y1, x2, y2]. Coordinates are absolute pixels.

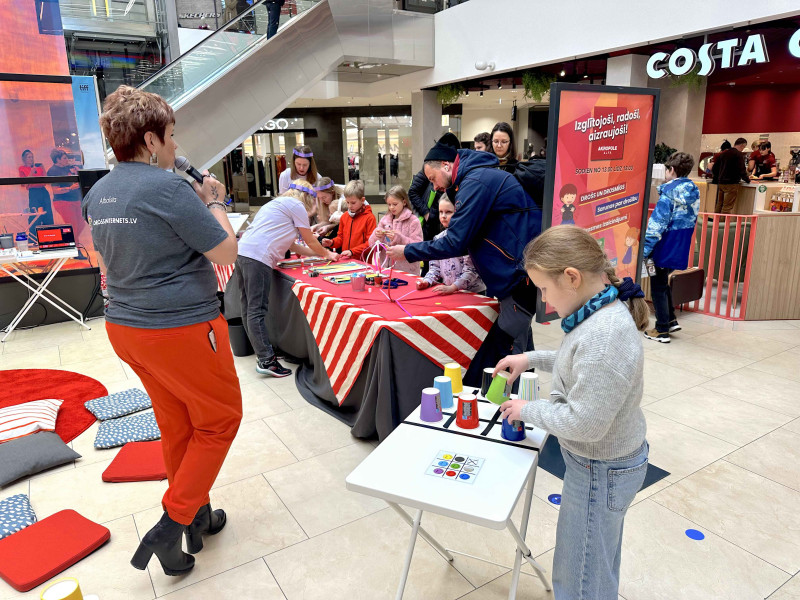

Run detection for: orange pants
[[106, 314, 242, 525]]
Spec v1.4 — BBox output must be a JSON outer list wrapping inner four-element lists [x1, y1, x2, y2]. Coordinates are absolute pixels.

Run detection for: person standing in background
[[278, 145, 322, 196], [18, 149, 54, 235], [265, 0, 285, 39], [473, 132, 491, 152], [490, 122, 518, 166], [750, 141, 778, 181], [711, 138, 749, 214], [47, 148, 89, 251]]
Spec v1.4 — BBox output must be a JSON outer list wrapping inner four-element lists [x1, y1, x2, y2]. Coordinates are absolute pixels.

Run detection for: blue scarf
[[560, 278, 643, 334]]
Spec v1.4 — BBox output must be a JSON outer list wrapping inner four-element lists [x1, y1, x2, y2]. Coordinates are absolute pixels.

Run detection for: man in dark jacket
[[711, 137, 749, 214], [387, 137, 542, 383]]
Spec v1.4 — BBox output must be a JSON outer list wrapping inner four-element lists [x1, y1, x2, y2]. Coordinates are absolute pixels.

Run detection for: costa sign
[[647, 33, 770, 78]]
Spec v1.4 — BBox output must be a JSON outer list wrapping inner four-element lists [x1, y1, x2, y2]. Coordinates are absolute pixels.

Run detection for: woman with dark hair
[[18, 149, 54, 232], [83, 85, 242, 577], [490, 121, 518, 166], [278, 144, 323, 195]]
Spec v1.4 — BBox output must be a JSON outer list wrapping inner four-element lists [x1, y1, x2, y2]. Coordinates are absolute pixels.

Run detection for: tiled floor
[[2, 311, 800, 599]]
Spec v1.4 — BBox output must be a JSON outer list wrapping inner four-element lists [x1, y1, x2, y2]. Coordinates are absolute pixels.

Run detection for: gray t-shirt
[[83, 161, 228, 329]]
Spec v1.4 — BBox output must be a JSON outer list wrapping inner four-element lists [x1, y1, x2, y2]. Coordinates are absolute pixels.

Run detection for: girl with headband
[[311, 177, 344, 239], [278, 145, 322, 196]]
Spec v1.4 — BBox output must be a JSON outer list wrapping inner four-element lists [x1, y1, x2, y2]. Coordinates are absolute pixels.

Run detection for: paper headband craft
[[288, 182, 317, 197], [315, 180, 336, 192], [293, 148, 314, 158]]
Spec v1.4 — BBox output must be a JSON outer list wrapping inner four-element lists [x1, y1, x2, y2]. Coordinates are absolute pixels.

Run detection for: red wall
[[703, 85, 800, 133]]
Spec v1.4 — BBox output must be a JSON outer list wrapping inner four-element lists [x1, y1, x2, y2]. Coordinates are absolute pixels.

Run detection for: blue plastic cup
[[501, 417, 526, 441], [433, 376, 454, 410]]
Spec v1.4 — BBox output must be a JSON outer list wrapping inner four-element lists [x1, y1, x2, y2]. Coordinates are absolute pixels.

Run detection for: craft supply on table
[[420, 388, 443, 422], [351, 272, 366, 291], [432, 376, 454, 410], [519, 372, 539, 402], [443, 362, 464, 394], [425, 450, 484, 484], [485, 372, 510, 405], [312, 261, 368, 275], [276, 256, 328, 268], [456, 393, 479, 429]]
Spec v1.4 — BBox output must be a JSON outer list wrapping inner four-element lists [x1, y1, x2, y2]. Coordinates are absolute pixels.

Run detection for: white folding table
[[0, 249, 90, 342], [346, 389, 552, 599]]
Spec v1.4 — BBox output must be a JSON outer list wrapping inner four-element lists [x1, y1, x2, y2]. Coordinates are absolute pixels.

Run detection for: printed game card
[[425, 450, 485, 484]]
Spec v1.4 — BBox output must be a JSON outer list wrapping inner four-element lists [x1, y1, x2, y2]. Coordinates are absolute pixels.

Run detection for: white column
[[411, 90, 442, 173], [649, 77, 707, 166], [606, 55, 650, 88]]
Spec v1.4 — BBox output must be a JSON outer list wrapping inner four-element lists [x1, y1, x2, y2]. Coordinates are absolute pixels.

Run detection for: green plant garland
[[522, 72, 555, 102], [668, 65, 704, 89], [437, 83, 465, 106]]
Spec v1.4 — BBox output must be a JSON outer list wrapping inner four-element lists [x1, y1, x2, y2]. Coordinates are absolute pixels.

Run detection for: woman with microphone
[[82, 85, 242, 576]]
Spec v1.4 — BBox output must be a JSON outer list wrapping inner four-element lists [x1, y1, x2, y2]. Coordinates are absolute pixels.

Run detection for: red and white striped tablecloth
[[291, 280, 499, 405], [212, 264, 235, 292]]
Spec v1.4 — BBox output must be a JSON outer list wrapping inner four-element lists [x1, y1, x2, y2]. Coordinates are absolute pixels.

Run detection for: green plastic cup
[[485, 372, 510, 405]]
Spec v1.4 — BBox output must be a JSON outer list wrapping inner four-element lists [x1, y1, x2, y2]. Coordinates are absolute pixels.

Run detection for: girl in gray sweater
[[495, 225, 649, 600]]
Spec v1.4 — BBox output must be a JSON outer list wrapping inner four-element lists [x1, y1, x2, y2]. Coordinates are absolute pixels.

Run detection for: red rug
[[0, 370, 105, 443]]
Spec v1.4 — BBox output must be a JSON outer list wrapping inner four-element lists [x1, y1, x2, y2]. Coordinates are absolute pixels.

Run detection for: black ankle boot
[[131, 512, 195, 576], [185, 503, 227, 554]]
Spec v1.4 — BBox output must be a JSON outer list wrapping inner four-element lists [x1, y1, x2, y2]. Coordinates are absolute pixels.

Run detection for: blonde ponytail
[[604, 263, 650, 331]]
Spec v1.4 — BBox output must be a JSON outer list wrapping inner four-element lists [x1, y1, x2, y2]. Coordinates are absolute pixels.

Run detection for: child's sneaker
[[668, 320, 682, 333], [644, 328, 671, 343], [256, 357, 292, 377]]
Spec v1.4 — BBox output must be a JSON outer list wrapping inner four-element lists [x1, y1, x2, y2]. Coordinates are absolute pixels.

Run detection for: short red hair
[[99, 85, 175, 162]]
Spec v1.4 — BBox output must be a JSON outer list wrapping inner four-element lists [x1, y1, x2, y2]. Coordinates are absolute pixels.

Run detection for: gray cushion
[[0, 432, 81, 487]]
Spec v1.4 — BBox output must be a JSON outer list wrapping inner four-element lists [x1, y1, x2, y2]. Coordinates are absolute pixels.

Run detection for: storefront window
[[342, 116, 413, 196]]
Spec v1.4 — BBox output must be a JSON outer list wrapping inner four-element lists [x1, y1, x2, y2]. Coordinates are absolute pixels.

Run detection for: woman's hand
[[500, 397, 526, 422], [191, 171, 226, 206], [492, 354, 529, 384], [321, 238, 333, 247], [432, 284, 458, 295]]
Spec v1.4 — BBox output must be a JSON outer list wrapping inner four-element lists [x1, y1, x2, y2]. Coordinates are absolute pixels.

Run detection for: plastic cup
[[518, 372, 539, 403], [433, 376, 454, 410], [479, 367, 494, 398], [420, 387, 442, 422], [443, 362, 463, 394], [456, 393, 479, 429], [485, 371, 510, 405], [501, 416, 526, 441], [351, 273, 365, 292]]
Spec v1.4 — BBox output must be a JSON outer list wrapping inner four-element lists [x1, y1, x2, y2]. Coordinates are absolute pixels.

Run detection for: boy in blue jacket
[[642, 152, 700, 343]]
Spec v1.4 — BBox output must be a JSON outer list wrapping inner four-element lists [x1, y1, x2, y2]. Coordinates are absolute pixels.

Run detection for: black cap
[[424, 133, 460, 162]]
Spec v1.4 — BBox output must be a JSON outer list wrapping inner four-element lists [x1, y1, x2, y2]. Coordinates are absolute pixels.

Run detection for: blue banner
[[71, 76, 106, 169]]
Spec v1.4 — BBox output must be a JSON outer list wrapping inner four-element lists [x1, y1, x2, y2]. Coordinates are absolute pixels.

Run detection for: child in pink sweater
[[369, 185, 423, 275]]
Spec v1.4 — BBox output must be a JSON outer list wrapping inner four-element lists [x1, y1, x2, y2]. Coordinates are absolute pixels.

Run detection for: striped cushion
[[0, 400, 62, 444]]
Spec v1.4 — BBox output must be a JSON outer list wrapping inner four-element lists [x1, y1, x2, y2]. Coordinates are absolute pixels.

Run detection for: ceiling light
[[559, 70, 566, 77], [583, 74, 588, 78], [475, 61, 496, 71]]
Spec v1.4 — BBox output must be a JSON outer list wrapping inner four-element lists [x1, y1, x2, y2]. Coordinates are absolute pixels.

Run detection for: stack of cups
[[433, 376, 454, 410], [420, 387, 442, 422], [519, 372, 540, 403], [443, 363, 463, 394]]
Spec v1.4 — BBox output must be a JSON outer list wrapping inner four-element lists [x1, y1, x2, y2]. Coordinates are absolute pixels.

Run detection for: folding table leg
[[506, 519, 552, 592], [395, 508, 423, 600], [387, 502, 454, 561]]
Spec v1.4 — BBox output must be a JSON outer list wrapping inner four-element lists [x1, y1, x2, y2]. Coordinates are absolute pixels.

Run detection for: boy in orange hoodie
[[322, 179, 376, 260]]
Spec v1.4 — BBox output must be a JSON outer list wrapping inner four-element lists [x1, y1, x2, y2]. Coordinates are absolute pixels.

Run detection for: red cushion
[[0, 509, 109, 592], [102, 441, 167, 483]]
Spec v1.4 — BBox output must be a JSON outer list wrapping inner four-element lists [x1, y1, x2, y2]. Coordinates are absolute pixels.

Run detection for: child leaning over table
[[368, 185, 423, 275], [322, 179, 376, 260], [494, 225, 649, 600], [417, 195, 485, 295]]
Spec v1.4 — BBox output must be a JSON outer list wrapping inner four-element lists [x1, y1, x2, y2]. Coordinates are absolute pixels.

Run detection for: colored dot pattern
[[0, 494, 37, 540], [94, 409, 161, 449], [85, 388, 152, 421]]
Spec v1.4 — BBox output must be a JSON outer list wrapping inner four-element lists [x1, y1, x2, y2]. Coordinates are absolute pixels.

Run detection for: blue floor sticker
[[548, 494, 561, 506], [685, 529, 705, 540]]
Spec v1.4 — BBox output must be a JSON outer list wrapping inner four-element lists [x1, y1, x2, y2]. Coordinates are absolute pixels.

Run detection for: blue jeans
[[266, 2, 281, 38], [553, 441, 649, 600]]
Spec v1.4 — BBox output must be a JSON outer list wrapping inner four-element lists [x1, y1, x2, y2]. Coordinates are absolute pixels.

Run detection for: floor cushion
[[94, 410, 160, 449], [102, 441, 166, 482], [0, 399, 62, 443], [0, 494, 36, 540], [84, 388, 151, 421], [0, 432, 81, 487], [0, 509, 110, 592]]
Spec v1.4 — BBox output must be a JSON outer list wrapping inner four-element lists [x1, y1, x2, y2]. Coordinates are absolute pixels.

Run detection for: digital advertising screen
[[537, 83, 660, 322]]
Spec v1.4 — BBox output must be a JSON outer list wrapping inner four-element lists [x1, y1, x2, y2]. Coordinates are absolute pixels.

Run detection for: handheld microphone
[[174, 156, 205, 184]]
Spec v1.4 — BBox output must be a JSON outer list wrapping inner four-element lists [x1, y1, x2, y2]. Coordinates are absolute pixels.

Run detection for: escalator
[[137, 0, 434, 169]]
